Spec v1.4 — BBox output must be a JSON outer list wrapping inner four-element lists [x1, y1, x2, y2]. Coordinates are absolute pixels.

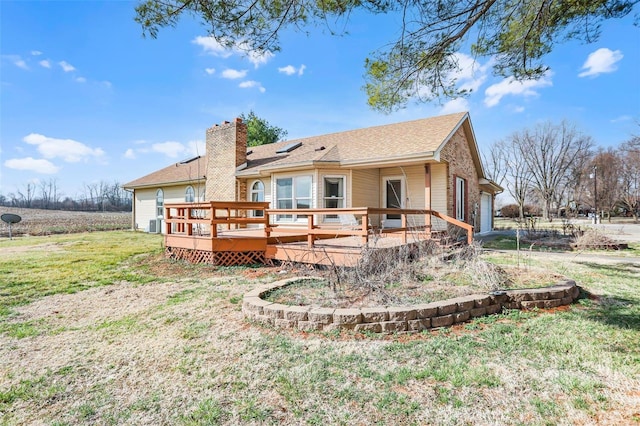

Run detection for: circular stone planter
[[242, 277, 581, 334]]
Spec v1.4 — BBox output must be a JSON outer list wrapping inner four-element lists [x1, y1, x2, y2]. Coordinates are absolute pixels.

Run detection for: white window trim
[[185, 185, 195, 203], [249, 180, 265, 217], [156, 189, 164, 219], [273, 174, 314, 223], [456, 176, 465, 221], [322, 175, 347, 223]]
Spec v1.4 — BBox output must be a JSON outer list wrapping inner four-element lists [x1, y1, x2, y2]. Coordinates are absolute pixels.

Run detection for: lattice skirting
[[166, 247, 267, 266]]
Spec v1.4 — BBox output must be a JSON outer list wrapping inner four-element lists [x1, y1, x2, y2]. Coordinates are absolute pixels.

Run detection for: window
[[455, 177, 465, 221], [323, 176, 345, 221], [156, 189, 164, 218], [275, 175, 312, 221], [185, 186, 195, 202], [250, 180, 265, 217]]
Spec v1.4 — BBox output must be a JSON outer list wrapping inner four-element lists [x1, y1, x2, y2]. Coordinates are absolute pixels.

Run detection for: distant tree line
[[486, 121, 640, 222], [0, 179, 132, 212]]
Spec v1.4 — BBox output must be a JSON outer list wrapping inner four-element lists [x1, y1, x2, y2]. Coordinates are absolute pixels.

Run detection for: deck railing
[[164, 202, 474, 247]]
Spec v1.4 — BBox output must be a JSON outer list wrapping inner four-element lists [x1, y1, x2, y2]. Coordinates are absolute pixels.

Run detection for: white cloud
[[279, 65, 296, 76], [484, 72, 553, 107], [4, 157, 60, 174], [242, 43, 274, 68], [75, 77, 86, 83], [278, 64, 306, 76], [124, 148, 136, 160], [39, 59, 51, 68], [151, 141, 186, 158], [192, 36, 232, 58], [8, 55, 29, 70], [222, 68, 247, 79], [205, 68, 216, 75], [239, 80, 265, 93], [610, 115, 632, 123], [1, 55, 28, 69], [23, 133, 105, 163], [31, 51, 42, 56], [15, 59, 28, 69], [449, 53, 492, 93], [192, 36, 274, 68], [186, 140, 206, 157], [578, 48, 623, 77], [440, 98, 469, 115], [102, 81, 113, 89], [513, 106, 525, 113], [59, 61, 76, 72]]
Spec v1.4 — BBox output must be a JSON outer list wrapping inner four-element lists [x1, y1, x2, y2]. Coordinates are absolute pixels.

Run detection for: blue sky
[[1, 1, 639, 199]]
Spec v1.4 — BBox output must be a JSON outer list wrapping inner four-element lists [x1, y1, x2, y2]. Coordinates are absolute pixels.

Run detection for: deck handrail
[[164, 202, 474, 246]]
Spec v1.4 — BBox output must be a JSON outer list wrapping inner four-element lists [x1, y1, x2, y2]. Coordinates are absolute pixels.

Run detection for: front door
[[383, 177, 404, 228]]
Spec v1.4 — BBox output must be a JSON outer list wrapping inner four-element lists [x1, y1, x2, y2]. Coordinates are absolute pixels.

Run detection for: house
[[123, 112, 501, 237]]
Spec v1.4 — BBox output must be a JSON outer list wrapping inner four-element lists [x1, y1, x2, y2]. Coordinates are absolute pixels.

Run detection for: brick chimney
[[205, 118, 247, 201]]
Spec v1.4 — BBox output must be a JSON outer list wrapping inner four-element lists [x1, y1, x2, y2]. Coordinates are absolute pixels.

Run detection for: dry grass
[[1, 232, 639, 425], [0, 207, 130, 237], [266, 244, 564, 308]]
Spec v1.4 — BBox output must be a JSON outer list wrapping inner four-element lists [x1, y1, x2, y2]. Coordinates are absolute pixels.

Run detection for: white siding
[[133, 185, 194, 233], [430, 163, 448, 231], [351, 169, 380, 208]]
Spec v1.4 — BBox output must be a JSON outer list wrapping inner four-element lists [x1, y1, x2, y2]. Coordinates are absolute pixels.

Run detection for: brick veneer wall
[[205, 118, 247, 201], [440, 127, 480, 226], [243, 277, 581, 333]]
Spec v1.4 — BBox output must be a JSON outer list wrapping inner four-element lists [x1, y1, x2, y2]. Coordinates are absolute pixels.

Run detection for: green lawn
[[0, 231, 638, 425]]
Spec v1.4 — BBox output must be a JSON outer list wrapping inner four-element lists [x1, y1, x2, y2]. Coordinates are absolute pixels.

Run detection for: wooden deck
[[163, 202, 473, 266]]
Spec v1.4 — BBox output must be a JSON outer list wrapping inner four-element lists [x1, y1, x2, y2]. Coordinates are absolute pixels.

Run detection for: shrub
[[501, 204, 520, 218]]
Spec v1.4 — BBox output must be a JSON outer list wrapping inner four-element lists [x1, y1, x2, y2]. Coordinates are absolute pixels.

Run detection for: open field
[[0, 207, 131, 237], [0, 231, 639, 425]]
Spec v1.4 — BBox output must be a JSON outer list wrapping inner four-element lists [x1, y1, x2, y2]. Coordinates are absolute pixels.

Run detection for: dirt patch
[[0, 242, 69, 255]]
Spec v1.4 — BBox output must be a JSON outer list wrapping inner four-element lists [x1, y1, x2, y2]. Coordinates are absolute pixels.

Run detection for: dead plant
[[573, 229, 620, 250]]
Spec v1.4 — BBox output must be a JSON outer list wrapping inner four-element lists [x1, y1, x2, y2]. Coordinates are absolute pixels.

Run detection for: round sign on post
[[1, 213, 22, 240]]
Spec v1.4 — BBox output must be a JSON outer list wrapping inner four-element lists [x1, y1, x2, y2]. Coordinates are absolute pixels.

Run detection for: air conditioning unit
[[148, 219, 162, 234]]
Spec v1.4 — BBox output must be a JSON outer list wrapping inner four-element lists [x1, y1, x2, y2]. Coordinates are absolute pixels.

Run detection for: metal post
[[593, 165, 598, 224]]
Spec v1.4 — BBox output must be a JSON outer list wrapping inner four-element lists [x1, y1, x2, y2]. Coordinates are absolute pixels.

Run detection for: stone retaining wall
[[242, 277, 581, 334]]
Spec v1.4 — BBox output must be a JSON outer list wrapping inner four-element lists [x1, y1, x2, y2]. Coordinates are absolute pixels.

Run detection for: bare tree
[[37, 178, 61, 209], [16, 182, 36, 208], [492, 137, 534, 219], [590, 148, 622, 222], [514, 121, 593, 221], [619, 136, 640, 221]]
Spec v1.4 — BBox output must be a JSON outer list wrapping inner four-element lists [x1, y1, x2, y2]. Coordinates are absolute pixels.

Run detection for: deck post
[[307, 214, 315, 247], [401, 213, 407, 244], [210, 203, 217, 238], [165, 206, 171, 235], [263, 209, 271, 238], [361, 211, 369, 245]]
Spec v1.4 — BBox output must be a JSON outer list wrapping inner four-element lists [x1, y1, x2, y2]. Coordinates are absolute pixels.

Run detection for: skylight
[[276, 141, 302, 154]]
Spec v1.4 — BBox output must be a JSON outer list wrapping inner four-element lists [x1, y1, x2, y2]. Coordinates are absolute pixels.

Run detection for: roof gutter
[[122, 176, 206, 191]]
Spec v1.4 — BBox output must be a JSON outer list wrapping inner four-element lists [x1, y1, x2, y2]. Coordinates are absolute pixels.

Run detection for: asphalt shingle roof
[[123, 156, 206, 189], [241, 112, 467, 173], [123, 112, 470, 187]]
